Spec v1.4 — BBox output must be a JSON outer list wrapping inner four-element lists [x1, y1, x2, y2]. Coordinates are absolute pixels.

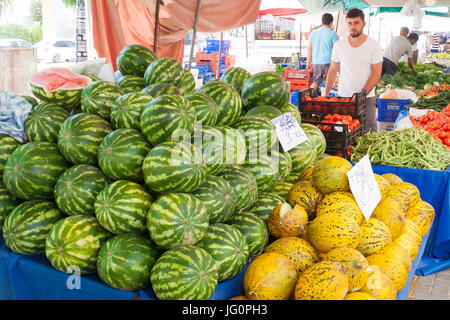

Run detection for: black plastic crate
[[298, 88, 367, 116]]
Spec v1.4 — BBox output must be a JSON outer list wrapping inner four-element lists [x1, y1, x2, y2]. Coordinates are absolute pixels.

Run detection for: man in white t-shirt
[[324, 8, 383, 133], [382, 33, 418, 75]]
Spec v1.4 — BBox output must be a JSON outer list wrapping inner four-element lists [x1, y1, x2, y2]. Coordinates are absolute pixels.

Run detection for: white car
[[34, 39, 76, 63], [0, 38, 32, 48]]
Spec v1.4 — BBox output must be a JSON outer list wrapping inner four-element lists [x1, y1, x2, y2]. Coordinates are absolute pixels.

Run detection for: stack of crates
[[283, 67, 313, 92], [376, 98, 411, 131], [194, 40, 234, 78]]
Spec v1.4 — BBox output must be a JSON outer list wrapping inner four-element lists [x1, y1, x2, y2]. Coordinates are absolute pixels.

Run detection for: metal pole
[[188, 0, 202, 71], [299, 21, 302, 66], [153, 0, 161, 53], [245, 25, 248, 58], [216, 32, 223, 79]]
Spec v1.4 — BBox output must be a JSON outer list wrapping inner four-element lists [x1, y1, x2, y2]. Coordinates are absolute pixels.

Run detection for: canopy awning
[[258, 8, 308, 16]]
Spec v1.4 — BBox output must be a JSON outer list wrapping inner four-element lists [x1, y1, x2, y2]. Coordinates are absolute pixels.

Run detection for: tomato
[[444, 137, 450, 146], [329, 97, 339, 102], [324, 114, 333, 120], [304, 96, 312, 101], [438, 131, 447, 140], [341, 98, 350, 103], [342, 115, 352, 122], [332, 114, 341, 122]]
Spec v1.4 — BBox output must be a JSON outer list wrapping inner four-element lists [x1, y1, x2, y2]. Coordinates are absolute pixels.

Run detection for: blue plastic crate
[[206, 40, 230, 48], [377, 98, 411, 122], [289, 91, 299, 106]]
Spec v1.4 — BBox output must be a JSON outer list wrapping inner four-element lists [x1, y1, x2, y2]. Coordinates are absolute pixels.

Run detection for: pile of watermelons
[[0, 43, 328, 299]]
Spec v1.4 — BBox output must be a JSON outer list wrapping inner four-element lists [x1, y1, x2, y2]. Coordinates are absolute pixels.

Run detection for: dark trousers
[[381, 57, 398, 76]]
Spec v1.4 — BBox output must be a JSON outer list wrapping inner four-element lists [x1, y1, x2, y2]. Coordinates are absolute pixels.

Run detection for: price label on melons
[[346, 155, 382, 221], [271, 113, 308, 152]]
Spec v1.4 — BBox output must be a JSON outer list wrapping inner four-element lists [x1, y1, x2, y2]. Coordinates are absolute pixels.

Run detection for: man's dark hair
[[346, 8, 365, 21], [408, 33, 419, 41], [322, 13, 334, 25]]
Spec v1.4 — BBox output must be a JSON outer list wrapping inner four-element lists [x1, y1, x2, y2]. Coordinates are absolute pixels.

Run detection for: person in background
[[306, 13, 339, 94], [382, 31, 419, 75], [400, 26, 409, 37], [324, 8, 383, 133]]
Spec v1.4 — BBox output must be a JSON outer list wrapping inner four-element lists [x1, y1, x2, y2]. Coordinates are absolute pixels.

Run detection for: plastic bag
[[380, 89, 419, 103], [0, 90, 32, 142]]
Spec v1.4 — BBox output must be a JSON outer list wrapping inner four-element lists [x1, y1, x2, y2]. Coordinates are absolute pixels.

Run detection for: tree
[[0, 0, 13, 21], [60, 0, 76, 7], [31, 0, 42, 23]]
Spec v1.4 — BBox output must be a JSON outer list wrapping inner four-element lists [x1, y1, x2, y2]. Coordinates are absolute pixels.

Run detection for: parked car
[[0, 38, 32, 48], [34, 39, 76, 63]]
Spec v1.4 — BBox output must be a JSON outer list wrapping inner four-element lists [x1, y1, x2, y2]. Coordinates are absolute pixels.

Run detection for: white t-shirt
[[331, 36, 383, 98], [383, 35, 413, 65], [399, 43, 417, 63]]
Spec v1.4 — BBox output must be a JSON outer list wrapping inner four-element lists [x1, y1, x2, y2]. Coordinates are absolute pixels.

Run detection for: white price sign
[[271, 113, 308, 152], [346, 155, 382, 221]]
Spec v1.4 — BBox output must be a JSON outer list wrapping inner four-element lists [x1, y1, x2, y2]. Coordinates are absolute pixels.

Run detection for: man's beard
[[350, 30, 363, 38]]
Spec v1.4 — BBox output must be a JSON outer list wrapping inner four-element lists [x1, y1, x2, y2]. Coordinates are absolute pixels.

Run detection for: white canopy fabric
[[363, 0, 450, 7]]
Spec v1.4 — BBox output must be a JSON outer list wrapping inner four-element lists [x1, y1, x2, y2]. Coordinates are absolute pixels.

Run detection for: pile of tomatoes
[[316, 114, 361, 131], [409, 105, 450, 148], [303, 96, 356, 103]]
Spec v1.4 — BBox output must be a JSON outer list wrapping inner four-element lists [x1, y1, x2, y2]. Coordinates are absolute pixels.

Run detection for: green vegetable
[[405, 89, 450, 112]]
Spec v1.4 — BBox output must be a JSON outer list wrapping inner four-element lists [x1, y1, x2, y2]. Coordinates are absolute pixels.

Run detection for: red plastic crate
[[288, 79, 311, 92], [283, 67, 312, 81]]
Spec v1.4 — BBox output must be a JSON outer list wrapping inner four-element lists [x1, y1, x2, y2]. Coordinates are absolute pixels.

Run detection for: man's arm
[[407, 57, 417, 73], [324, 61, 340, 96], [307, 40, 313, 69], [363, 62, 382, 94]]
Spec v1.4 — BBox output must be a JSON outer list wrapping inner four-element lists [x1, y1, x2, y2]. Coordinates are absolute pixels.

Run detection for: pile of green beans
[[350, 128, 450, 171], [404, 90, 450, 112]]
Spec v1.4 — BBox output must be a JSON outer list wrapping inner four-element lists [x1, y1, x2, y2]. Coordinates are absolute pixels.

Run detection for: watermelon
[[54, 164, 110, 216], [245, 105, 282, 119], [215, 126, 247, 165], [288, 139, 317, 173], [217, 165, 258, 212], [220, 67, 251, 94], [110, 92, 153, 131], [301, 123, 326, 158], [117, 44, 157, 77], [3, 142, 69, 200], [228, 211, 269, 258], [231, 115, 278, 155], [243, 154, 279, 193], [21, 95, 38, 106], [284, 170, 302, 184], [248, 192, 287, 221], [116, 75, 145, 94], [178, 69, 196, 94], [45, 215, 112, 274], [0, 134, 20, 176], [84, 74, 101, 82], [144, 57, 184, 87], [81, 81, 124, 119], [142, 141, 206, 193], [140, 94, 196, 146], [95, 180, 152, 234], [2, 200, 63, 255], [29, 67, 92, 110], [97, 233, 158, 291], [270, 149, 293, 180], [241, 71, 289, 110], [197, 80, 242, 126], [191, 175, 236, 223], [146, 193, 209, 248], [185, 92, 218, 126], [69, 105, 83, 116], [0, 181, 21, 230], [150, 245, 218, 300], [24, 102, 69, 143], [58, 113, 113, 165], [196, 223, 249, 281], [271, 181, 294, 199], [98, 128, 150, 181], [141, 83, 182, 97], [280, 102, 302, 124], [193, 125, 225, 175]]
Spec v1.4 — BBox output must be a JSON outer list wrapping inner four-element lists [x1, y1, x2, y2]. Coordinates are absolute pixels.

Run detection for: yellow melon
[[315, 192, 364, 225], [357, 218, 392, 256], [264, 236, 319, 273], [323, 247, 369, 292], [381, 173, 403, 186], [306, 213, 362, 253], [394, 232, 421, 261], [243, 252, 297, 300], [267, 203, 308, 238], [404, 217, 423, 243], [366, 254, 409, 292], [229, 295, 248, 300], [386, 182, 420, 212], [287, 180, 323, 220], [358, 267, 397, 300], [371, 197, 405, 241], [374, 174, 390, 197], [297, 167, 314, 182], [294, 261, 349, 300], [406, 200, 435, 237], [344, 292, 375, 300], [374, 242, 412, 272], [312, 156, 353, 195]]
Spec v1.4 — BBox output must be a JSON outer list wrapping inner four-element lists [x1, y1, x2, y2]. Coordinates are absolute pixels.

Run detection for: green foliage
[[60, 0, 77, 7], [31, 0, 42, 23], [0, 23, 42, 44]]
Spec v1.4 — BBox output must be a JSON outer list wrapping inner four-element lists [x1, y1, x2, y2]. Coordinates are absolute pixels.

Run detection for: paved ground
[[408, 268, 450, 300]]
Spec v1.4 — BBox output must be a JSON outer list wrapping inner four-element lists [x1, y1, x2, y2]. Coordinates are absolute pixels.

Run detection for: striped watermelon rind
[[2, 200, 64, 255], [94, 180, 152, 234], [243, 154, 279, 193], [143, 57, 184, 87], [146, 193, 209, 249], [58, 113, 113, 165], [301, 123, 326, 158], [116, 75, 145, 94], [97, 128, 150, 181], [248, 192, 287, 221], [271, 181, 294, 200], [288, 139, 317, 173], [117, 44, 157, 77], [0, 133, 20, 176], [3, 142, 69, 200], [97, 233, 159, 291], [24, 102, 69, 143], [150, 245, 218, 300], [245, 105, 282, 119], [280, 103, 302, 125], [270, 149, 293, 180], [191, 175, 236, 224], [215, 126, 247, 165], [21, 95, 38, 106], [220, 67, 251, 94], [45, 215, 112, 274], [0, 181, 21, 230], [193, 126, 226, 175], [81, 81, 124, 119], [178, 69, 196, 94], [195, 223, 249, 281], [110, 92, 153, 131], [141, 83, 182, 98], [54, 164, 110, 216], [185, 92, 219, 127]]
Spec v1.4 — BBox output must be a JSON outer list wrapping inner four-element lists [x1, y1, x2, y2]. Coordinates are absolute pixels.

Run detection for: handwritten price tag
[[346, 155, 382, 221], [271, 113, 308, 152]]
